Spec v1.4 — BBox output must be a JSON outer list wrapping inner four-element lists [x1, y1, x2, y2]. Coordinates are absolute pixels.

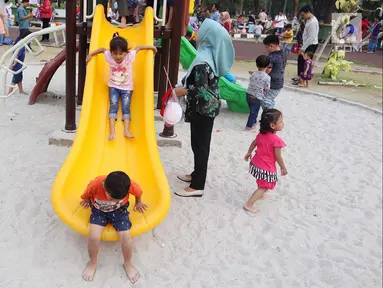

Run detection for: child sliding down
[[244, 109, 288, 213], [87, 33, 156, 140], [80, 171, 147, 284]]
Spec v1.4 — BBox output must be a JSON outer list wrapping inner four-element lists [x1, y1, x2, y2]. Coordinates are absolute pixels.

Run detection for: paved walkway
[[233, 41, 383, 68], [285, 60, 383, 74], [6, 27, 383, 68]]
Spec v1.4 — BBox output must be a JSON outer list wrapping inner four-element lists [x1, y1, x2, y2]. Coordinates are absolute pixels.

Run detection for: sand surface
[[0, 67, 382, 287]]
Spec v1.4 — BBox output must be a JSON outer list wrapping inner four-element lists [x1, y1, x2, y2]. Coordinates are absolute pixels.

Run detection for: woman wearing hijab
[[221, 11, 231, 33], [173, 19, 235, 197]]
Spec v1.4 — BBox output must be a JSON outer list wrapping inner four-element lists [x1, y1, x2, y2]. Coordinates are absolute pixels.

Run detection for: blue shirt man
[[210, 4, 220, 22], [17, 0, 31, 30]]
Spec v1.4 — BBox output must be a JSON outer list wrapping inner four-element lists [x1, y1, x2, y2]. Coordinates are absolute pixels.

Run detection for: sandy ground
[[0, 66, 382, 287]]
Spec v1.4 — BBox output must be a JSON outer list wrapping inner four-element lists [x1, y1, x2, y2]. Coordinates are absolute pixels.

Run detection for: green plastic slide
[[179, 36, 249, 113]]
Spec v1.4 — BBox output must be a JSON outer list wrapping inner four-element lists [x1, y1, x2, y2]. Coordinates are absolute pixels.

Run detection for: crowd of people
[[187, 4, 319, 88]]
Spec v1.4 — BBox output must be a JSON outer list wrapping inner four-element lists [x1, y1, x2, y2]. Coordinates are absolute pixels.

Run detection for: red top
[[39, 0, 52, 19], [81, 175, 143, 212], [362, 19, 370, 35], [251, 132, 286, 173], [223, 21, 231, 33]]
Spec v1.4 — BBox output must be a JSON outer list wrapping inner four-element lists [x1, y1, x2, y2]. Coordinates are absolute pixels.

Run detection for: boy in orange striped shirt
[[80, 171, 147, 284]]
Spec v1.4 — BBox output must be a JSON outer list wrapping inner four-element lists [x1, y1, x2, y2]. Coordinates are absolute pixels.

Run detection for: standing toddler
[[246, 55, 270, 131], [244, 109, 287, 213], [299, 51, 313, 88]]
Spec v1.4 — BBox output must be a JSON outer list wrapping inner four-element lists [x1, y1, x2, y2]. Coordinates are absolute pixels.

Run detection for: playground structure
[[54, 0, 192, 240], [52, 5, 171, 241], [0, 0, 193, 241], [0, 24, 66, 99]]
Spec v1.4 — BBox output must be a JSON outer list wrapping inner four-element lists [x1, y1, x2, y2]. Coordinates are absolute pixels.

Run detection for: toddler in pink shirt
[[244, 108, 288, 213], [87, 33, 156, 140]]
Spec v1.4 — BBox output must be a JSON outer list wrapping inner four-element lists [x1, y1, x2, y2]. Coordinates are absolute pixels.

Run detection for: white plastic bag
[[163, 89, 182, 126]]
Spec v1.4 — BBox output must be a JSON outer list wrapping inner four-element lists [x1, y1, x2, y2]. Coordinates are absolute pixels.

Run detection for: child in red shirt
[[80, 171, 147, 284], [221, 11, 231, 33]]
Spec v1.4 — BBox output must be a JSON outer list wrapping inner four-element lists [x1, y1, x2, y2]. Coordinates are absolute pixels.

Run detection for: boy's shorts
[[12, 72, 23, 84], [90, 204, 132, 232]]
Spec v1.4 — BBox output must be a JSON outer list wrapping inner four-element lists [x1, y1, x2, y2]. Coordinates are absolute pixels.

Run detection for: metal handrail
[[83, 0, 97, 21], [153, 0, 167, 26], [0, 24, 66, 99]]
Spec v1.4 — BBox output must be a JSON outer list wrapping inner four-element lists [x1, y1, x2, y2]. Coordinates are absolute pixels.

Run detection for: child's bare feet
[[109, 131, 116, 141], [82, 261, 97, 281], [124, 130, 134, 138], [118, 23, 127, 28], [299, 84, 307, 88], [124, 262, 140, 284], [243, 204, 258, 213]]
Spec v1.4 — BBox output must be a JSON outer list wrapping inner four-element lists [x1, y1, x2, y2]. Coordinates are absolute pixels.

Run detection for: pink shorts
[[256, 179, 276, 190]]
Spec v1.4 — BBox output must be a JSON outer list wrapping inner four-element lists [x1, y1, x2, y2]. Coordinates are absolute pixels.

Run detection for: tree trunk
[[253, 0, 260, 14], [313, 0, 334, 23], [325, 2, 334, 24], [292, 0, 299, 17], [201, 0, 208, 10], [240, 0, 244, 15]]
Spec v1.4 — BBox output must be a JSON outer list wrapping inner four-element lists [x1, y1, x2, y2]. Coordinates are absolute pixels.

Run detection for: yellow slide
[[189, 0, 195, 14], [52, 6, 170, 241]]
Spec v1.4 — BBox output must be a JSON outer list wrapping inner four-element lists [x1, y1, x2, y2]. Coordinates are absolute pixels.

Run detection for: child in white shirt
[[87, 33, 156, 140], [254, 21, 263, 43]]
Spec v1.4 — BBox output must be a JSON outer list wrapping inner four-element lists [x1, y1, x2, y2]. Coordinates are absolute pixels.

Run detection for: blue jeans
[[263, 89, 281, 109], [0, 34, 3, 45], [246, 93, 262, 129], [276, 27, 283, 34], [368, 38, 378, 52], [109, 88, 132, 120]]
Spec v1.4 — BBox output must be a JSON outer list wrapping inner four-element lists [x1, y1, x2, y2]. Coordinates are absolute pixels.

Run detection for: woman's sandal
[[174, 189, 203, 197], [177, 175, 192, 183]]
